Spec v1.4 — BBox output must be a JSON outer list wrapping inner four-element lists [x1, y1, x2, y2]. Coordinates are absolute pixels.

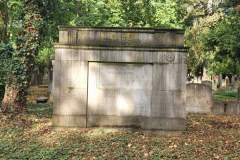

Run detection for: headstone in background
[[234, 77, 240, 89], [202, 68, 211, 81], [225, 76, 230, 88], [193, 76, 201, 83], [30, 68, 44, 86], [49, 59, 55, 101], [212, 75, 218, 90], [231, 76, 236, 87], [186, 83, 213, 113], [218, 74, 222, 88], [202, 80, 212, 89], [42, 68, 49, 85]]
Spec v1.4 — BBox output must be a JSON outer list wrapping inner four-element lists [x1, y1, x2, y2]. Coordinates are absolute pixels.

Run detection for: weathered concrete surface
[[186, 83, 213, 113], [59, 26, 185, 47], [53, 27, 188, 131], [201, 80, 212, 89], [212, 101, 240, 115]]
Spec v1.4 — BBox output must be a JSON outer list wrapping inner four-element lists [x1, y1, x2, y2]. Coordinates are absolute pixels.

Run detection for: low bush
[[213, 88, 238, 101]]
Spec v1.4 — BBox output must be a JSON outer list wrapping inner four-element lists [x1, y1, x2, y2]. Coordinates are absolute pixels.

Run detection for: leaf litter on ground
[[0, 86, 239, 159]]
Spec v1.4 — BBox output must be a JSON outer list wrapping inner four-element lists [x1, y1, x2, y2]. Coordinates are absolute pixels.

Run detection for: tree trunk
[[1, 0, 9, 43], [1, 84, 27, 113], [1, 0, 43, 113]]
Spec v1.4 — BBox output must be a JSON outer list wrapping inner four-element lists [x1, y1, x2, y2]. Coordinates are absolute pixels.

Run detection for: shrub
[[0, 43, 13, 102], [213, 88, 238, 101]]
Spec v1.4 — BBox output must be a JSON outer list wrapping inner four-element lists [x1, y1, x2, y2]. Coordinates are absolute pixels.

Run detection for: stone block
[[141, 117, 186, 130], [52, 115, 86, 127], [58, 27, 185, 47], [88, 62, 153, 117], [53, 27, 188, 131], [59, 30, 77, 44], [186, 83, 213, 113], [60, 60, 88, 89], [54, 48, 63, 60], [53, 60, 61, 91], [53, 89, 87, 116], [152, 64, 187, 91], [151, 91, 186, 118], [87, 116, 142, 128]]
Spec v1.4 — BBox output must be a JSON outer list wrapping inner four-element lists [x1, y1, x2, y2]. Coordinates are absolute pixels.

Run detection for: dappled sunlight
[[88, 62, 152, 118], [116, 94, 134, 115]]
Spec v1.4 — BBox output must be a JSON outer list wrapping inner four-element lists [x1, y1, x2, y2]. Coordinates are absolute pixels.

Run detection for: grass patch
[[213, 88, 238, 102], [0, 104, 240, 159]]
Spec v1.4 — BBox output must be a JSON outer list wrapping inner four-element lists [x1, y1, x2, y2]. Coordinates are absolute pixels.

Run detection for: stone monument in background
[[52, 27, 188, 131]]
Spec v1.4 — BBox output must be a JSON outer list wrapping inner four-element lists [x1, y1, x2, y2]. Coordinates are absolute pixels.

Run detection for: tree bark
[[1, 84, 27, 113], [1, 0, 43, 113], [0, 0, 9, 43]]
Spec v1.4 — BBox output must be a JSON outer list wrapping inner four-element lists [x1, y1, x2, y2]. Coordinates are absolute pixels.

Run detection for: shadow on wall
[[87, 62, 152, 128], [52, 59, 88, 127], [213, 100, 240, 115]]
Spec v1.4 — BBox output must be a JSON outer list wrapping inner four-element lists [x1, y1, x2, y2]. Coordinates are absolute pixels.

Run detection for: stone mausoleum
[[53, 26, 188, 131]]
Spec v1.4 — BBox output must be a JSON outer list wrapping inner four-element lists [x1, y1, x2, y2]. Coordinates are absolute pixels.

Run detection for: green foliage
[[72, 0, 182, 28], [0, 43, 13, 85], [181, 0, 226, 75], [213, 88, 238, 101], [152, 0, 183, 28], [201, 10, 240, 75], [36, 48, 53, 74], [0, 0, 62, 111], [182, 0, 240, 76], [214, 88, 237, 98], [213, 94, 237, 102], [73, 0, 123, 26], [0, 43, 13, 102], [206, 53, 239, 75]]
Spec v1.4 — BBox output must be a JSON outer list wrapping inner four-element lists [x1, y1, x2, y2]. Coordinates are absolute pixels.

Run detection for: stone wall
[[186, 83, 213, 113], [212, 101, 240, 115], [53, 27, 188, 131]]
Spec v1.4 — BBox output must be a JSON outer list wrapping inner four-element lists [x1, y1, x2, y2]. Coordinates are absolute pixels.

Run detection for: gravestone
[[52, 27, 188, 131], [218, 74, 222, 88], [202, 80, 212, 89], [48, 57, 55, 101], [30, 68, 43, 86], [225, 76, 230, 88], [202, 68, 211, 81], [186, 83, 213, 113], [234, 78, 240, 89], [212, 75, 218, 90], [42, 68, 49, 85]]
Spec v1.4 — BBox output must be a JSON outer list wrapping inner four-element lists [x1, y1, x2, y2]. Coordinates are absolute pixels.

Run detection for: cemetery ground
[[0, 87, 239, 160]]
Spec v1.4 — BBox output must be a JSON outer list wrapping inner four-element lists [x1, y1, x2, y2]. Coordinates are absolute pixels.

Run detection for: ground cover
[[213, 88, 238, 102], [0, 87, 239, 159]]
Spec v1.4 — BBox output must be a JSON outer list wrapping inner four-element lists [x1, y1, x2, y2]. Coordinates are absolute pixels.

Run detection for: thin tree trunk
[[77, 0, 82, 17], [1, 0, 9, 43]]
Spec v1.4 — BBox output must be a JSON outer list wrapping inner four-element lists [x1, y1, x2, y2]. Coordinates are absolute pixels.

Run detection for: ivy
[[1, 0, 47, 112], [0, 43, 13, 85]]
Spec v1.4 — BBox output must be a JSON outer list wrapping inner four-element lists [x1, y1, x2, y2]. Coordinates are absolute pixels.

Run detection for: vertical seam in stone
[[86, 61, 89, 128]]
